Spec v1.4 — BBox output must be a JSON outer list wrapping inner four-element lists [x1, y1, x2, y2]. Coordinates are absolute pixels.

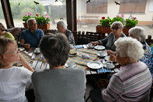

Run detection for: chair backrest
[[7, 27, 25, 42]]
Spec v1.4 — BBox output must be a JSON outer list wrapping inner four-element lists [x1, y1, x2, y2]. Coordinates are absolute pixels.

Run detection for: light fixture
[[52, 0, 63, 6]]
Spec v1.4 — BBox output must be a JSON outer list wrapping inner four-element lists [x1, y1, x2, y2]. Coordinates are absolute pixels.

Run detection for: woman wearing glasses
[[91, 21, 126, 51], [0, 38, 34, 102]]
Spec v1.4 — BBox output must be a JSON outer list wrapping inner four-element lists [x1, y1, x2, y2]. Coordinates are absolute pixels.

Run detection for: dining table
[[14, 45, 120, 75]]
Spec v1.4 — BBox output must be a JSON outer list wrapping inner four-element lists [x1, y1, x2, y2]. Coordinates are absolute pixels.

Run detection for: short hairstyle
[[115, 37, 144, 61], [0, 23, 6, 31], [0, 38, 16, 67], [129, 26, 146, 43], [27, 18, 37, 24], [39, 33, 70, 68], [57, 20, 67, 29], [110, 21, 124, 30]]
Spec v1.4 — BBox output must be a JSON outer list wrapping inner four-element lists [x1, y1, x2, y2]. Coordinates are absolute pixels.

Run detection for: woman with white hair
[[109, 27, 153, 74], [89, 37, 152, 102], [129, 27, 152, 72], [91, 21, 126, 51], [56, 20, 75, 45]]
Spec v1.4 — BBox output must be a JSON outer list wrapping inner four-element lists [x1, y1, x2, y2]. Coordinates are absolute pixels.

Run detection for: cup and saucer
[[87, 43, 95, 49], [103, 61, 115, 69], [65, 61, 76, 68], [97, 51, 107, 57]]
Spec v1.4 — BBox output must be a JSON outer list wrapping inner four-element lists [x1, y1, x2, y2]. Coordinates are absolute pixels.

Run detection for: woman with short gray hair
[[90, 37, 152, 102], [91, 21, 126, 51], [31, 33, 86, 102], [56, 20, 75, 45], [129, 26, 153, 76]]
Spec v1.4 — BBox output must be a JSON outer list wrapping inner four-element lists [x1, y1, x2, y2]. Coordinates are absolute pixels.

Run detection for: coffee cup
[[105, 61, 114, 68], [88, 43, 93, 48], [99, 51, 106, 56]]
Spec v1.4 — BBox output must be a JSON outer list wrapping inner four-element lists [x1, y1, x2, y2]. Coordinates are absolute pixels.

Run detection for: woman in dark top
[[91, 21, 126, 51]]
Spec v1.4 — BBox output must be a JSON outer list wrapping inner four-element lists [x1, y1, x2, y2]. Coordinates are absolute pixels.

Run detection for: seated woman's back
[[32, 68, 85, 102]]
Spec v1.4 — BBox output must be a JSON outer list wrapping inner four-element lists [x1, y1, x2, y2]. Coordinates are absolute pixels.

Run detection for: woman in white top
[[0, 38, 34, 102]]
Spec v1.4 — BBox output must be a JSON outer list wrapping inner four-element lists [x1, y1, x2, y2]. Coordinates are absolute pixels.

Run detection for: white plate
[[105, 56, 110, 61], [87, 61, 103, 69], [97, 52, 107, 57], [103, 63, 115, 69], [94, 46, 105, 50]]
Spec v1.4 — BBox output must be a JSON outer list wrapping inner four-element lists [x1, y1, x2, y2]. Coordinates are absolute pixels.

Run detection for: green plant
[[22, 12, 32, 23], [22, 13, 50, 24], [34, 14, 50, 24], [111, 17, 124, 25], [100, 17, 111, 27], [125, 17, 138, 27]]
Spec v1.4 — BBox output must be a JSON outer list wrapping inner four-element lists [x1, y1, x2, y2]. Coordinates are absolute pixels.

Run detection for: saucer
[[87, 61, 103, 69], [97, 52, 107, 57], [94, 46, 105, 50]]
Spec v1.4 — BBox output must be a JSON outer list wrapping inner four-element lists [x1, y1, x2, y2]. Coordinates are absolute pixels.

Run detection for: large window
[[119, 0, 147, 13], [0, 0, 6, 28], [9, 0, 66, 29]]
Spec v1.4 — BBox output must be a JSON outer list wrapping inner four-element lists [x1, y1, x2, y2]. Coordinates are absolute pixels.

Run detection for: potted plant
[[22, 12, 51, 30], [96, 17, 112, 33], [123, 17, 138, 35], [22, 12, 33, 29], [34, 14, 50, 30]]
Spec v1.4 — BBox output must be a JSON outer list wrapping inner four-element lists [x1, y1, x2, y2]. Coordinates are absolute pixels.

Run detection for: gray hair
[[57, 20, 67, 29], [129, 26, 146, 43], [115, 37, 144, 61], [110, 21, 124, 30], [39, 33, 70, 68], [27, 18, 37, 24]]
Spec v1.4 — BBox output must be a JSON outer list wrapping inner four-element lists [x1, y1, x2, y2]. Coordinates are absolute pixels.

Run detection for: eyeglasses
[[5, 48, 19, 54], [112, 27, 119, 30]]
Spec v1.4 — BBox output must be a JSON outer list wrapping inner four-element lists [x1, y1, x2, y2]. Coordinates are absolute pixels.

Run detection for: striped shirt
[[102, 61, 152, 102]]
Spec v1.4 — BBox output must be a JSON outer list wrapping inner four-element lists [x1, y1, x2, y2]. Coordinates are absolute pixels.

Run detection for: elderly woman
[[90, 37, 152, 102], [0, 38, 34, 101], [91, 21, 126, 51], [31, 33, 86, 102], [0, 23, 15, 40], [56, 20, 75, 45], [129, 27, 152, 73], [109, 27, 153, 75]]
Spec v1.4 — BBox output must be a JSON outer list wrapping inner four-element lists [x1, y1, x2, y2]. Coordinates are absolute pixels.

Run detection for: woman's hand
[[90, 41, 99, 46], [109, 54, 116, 62], [107, 50, 115, 55]]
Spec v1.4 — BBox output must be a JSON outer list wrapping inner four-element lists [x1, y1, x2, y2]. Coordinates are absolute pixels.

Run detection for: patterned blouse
[[140, 42, 153, 77]]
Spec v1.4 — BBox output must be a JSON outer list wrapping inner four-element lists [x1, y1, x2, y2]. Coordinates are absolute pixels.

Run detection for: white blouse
[[0, 66, 32, 102]]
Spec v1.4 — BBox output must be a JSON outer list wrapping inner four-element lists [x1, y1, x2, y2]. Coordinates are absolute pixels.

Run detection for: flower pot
[[123, 27, 131, 36], [23, 23, 28, 29], [96, 25, 111, 33], [38, 23, 50, 30]]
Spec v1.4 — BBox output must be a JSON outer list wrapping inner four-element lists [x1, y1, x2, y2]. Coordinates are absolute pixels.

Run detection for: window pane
[[9, 0, 67, 29], [0, 0, 7, 28], [77, 0, 153, 38]]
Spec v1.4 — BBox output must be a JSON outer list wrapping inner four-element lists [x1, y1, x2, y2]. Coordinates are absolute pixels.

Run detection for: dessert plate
[[87, 61, 103, 69], [94, 46, 105, 50]]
